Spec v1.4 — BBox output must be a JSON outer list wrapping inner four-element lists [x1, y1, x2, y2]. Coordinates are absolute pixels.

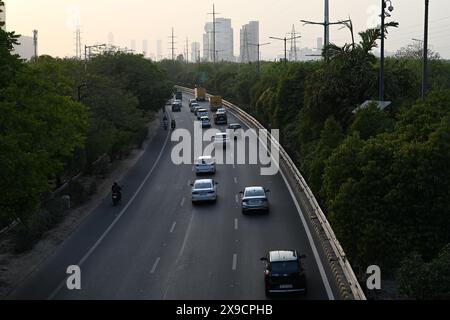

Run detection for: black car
[[172, 102, 182, 112], [214, 111, 228, 125], [260, 250, 307, 297]]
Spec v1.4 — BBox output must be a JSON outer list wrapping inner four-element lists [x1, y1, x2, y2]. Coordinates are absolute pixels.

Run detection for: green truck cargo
[[209, 96, 222, 112]]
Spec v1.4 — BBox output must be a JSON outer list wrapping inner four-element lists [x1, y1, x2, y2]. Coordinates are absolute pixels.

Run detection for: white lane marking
[[234, 177, 238, 184], [235, 194, 239, 203], [234, 219, 238, 230], [192, 166, 195, 172], [232, 163, 236, 169], [187, 180, 191, 187], [48, 108, 173, 300], [150, 257, 161, 274], [232, 254, 237, 271], [170, 222, 177, 233], [180, 197, 185, 207], [176, 212, 195, 265], [230, 108, 335, 300]]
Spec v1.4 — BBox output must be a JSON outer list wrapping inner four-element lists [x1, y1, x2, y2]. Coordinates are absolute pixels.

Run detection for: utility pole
[[84, 44, 106, 72], [169, 28, 176, 61], [301, 0, 351, 58], [186, 37, 189, 63], [379, 0, 394, 101], [208, 4, 221, 63], [248, 42, 270, 73], [32, 29, 38, 59], [422, 0, 430, 101], [270, 34, 301, 64], [324, 0, 329, 49]]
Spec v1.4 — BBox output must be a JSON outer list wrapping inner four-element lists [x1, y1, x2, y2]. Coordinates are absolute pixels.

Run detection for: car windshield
[[194, 182, 212, 189], [245, 189, 265, 197], [196, 158, 213, 165], [270, 261, 300, 274]]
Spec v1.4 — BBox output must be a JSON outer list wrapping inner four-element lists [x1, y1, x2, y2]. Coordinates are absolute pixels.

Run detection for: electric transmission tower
[[75, 25, 82, 59], [288, 25, 300, 61], [168, 27, 177, 60]]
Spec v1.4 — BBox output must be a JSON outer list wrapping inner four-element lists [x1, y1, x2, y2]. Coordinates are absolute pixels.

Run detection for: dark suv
[[260, 250, 307, 297]]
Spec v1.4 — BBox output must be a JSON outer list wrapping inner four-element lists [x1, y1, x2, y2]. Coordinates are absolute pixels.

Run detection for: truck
[[209, 96, 222, 112], [175, 91, 183, 101], [195, 87, 206, 102]]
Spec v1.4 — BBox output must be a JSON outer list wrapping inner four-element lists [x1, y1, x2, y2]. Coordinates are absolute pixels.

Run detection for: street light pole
[[248, 42, 270, 73], [380, 0, 386, 102], [422, 0, 430, 101], [270, 35, 302, 64], [379, 0, 394, 102]]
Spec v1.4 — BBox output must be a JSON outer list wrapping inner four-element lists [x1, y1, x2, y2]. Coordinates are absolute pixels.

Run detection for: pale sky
[[4, 0, 450, 59]]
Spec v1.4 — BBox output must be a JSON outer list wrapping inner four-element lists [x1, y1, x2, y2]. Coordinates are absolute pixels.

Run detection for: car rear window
[[270, 261, 300, 274], [196, 158, 213, 165], [194, 182, 212, 189], [245, 189, 265, 197]]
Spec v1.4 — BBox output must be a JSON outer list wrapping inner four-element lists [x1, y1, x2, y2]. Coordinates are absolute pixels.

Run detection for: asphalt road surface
[[9, 94, 340, 300]]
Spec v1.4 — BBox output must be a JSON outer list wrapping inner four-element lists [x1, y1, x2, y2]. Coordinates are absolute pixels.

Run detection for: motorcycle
[[171, 121, 176, 131], [112, 191, 122, 206]]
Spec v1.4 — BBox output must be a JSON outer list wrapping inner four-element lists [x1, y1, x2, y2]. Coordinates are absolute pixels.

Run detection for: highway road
[[9, 93, 340, 300]]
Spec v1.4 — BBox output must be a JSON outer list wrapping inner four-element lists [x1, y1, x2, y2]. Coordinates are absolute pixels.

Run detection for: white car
[[191, 179, 218, 203], [197, 109, 209, 120], [214, 132, 230, 148], [200, 116, 212, 128], [189, 99, 197, 107], [190, 102, 200, 113], [195, 156, 216, 175]]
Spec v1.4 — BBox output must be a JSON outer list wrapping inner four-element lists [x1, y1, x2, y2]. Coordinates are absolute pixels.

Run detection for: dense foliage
[[159, 26, 450, 298], [0, 13, 172, 243]]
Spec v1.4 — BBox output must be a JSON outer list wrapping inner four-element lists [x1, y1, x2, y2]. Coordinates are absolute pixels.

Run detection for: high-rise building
[[191, 42, 201, 63], [203, 18, 234, 62], [240, 21, 259, 63], [0, 2, 6, 31], [203, 22, 213, 62], [317, 37, 323, 51], [13, 35, 35, 60], [107, 32, 114, 46], [156, 40, 162, 61], [142, 39, 148, 57]]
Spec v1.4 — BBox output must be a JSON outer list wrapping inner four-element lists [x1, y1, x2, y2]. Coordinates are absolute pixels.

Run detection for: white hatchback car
[[195, 156, 216, 175], [191, 179, 218, 203]]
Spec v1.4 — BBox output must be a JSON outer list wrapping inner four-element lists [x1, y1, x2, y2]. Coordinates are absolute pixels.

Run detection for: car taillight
[[264, 270, 270, 277]]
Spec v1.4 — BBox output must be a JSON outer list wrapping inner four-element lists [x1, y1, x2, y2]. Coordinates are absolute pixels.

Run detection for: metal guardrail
[[177, 86, 366, 300]]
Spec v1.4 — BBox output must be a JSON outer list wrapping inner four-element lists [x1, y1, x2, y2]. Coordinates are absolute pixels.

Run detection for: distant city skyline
[[3, 0, 450, 60]]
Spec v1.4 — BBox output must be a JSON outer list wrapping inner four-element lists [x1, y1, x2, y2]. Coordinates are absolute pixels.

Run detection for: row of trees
[[0, 11, 173, 248], [158, 25, 450, 298]]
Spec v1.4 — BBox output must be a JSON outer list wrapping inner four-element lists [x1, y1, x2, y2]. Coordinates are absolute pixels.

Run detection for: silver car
[[240, 186, 270, 214], [195, 156, 216, 175], [191, 179, 218, 203]]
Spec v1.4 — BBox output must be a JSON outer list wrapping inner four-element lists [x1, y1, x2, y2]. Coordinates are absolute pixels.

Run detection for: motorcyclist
[[112, 182, 122, 201], [171, 119, 176, 130]]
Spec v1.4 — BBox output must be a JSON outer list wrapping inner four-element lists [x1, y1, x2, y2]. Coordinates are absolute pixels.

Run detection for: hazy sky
[[4, 0, 450, 59]]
